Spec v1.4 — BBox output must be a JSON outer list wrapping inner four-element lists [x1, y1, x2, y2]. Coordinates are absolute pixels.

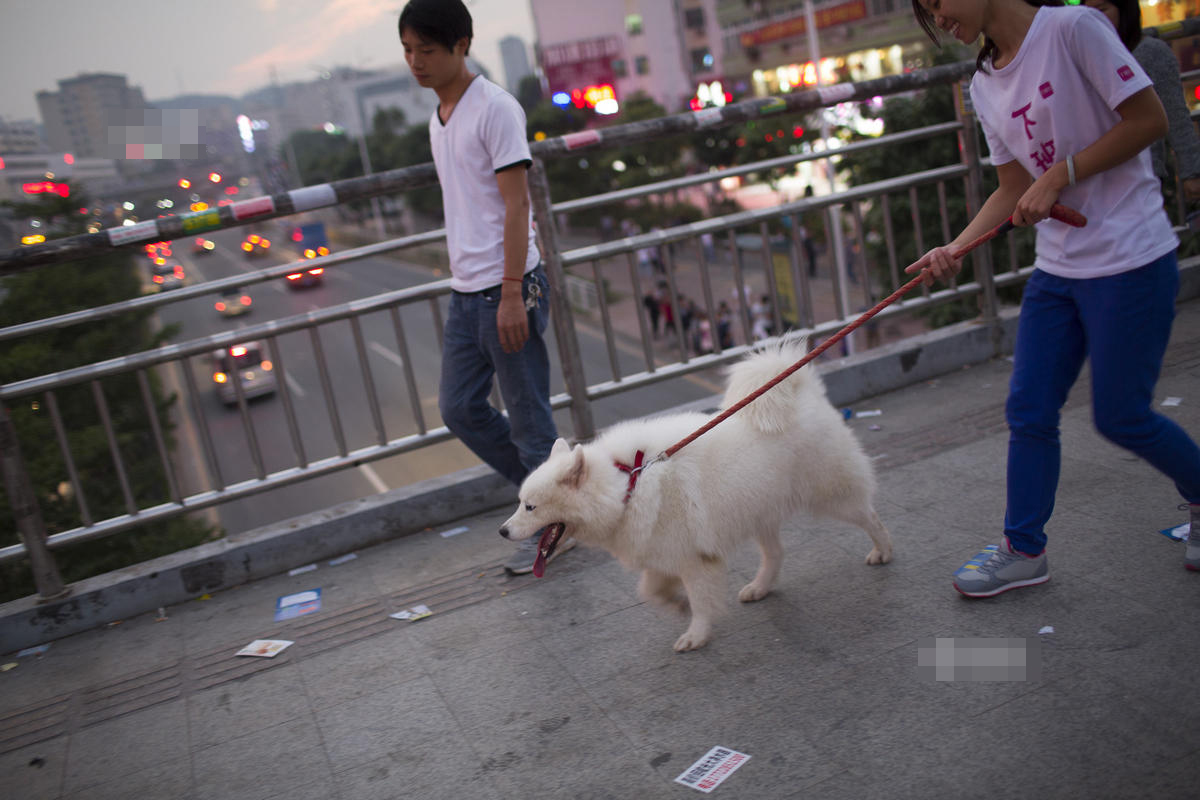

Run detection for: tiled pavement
[[3, 298, 1200, 799]]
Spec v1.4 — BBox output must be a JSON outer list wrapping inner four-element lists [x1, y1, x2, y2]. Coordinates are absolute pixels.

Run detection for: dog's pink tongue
[[532, 526, 555, 578]]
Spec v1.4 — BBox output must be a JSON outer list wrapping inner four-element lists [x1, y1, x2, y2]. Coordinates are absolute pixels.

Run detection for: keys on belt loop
[[524, 279, 541, 311]]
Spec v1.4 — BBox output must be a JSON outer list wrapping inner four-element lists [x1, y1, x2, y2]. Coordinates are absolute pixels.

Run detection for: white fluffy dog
[[499, 341, 892, 652]]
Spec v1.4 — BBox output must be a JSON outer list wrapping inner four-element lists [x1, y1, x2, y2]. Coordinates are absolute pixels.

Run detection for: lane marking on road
[[368, 341, 406, 369], [359, 463, 388, 494], [285, 374, 306, 397], [186, 261, 209, 283]]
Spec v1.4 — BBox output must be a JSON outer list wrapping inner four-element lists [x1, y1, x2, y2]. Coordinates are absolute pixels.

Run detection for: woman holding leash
[[908, 0, 1200, 595]]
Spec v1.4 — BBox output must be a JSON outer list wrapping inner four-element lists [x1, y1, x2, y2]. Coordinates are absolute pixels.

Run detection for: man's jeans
[[439, 266, 557, 486]]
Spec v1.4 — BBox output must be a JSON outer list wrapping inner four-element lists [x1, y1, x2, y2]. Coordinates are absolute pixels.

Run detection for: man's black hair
[[398, 0, 473, 54]]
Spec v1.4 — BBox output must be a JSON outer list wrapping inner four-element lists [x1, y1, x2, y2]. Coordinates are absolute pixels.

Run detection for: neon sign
[[23, 181, 70, 197]]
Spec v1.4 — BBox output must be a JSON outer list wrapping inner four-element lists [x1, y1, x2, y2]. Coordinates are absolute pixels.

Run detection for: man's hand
[[497, 290, 529, 353]]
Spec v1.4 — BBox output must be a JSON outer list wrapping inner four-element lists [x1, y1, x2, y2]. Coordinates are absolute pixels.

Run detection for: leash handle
[[959, 203, 1087, 254], [658, 204, 1087, 461]]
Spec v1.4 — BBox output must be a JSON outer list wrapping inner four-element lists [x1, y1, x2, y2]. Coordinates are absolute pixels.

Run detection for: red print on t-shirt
[[1012, 103, 1036, 140], [1038, 81, 1053, 99], [1117, 64, 1134, 81], [1030, 139, 1056, 173]]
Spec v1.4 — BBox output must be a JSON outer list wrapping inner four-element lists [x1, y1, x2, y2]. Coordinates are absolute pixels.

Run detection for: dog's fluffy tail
[[719, 336, 825, 433]]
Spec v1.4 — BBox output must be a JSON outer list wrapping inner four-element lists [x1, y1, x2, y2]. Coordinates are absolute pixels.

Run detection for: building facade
[[715, 0, 929, 98], [500, 36, 535, 94], [530, 0, 725, 115], [718, 0, 1200, 101], [0, 118, 43, 155], [0, 152, 121, 205], [36, 73, 149, 160]]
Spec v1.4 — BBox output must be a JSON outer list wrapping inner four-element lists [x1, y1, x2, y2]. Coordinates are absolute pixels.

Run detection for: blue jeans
[[439, 266, 557, 487], [1004, 252, 1200, 555]]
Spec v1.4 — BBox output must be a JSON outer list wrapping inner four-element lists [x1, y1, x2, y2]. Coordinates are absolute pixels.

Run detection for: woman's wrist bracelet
[[1066, 154, 1076, 187]]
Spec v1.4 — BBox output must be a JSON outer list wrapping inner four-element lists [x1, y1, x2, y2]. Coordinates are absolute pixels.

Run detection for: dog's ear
[[559, 444, 587, 489], [550, 437, 571, 458]]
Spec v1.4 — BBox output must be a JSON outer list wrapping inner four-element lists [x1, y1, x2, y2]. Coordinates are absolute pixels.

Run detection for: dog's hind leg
[[738, 528, 782, 602], [638, 570, 688, 614], [674, 557, 726, 652], [828, 505, 892, 565]]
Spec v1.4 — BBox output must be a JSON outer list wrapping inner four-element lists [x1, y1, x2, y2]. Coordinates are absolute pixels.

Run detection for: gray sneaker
[[953, 538, 1049, 597], [1186, 505, 1200, 572], [504, 532, 577, 576]]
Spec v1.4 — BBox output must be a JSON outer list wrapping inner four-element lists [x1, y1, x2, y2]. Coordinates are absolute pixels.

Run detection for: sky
[[0, 0, 536, 121]]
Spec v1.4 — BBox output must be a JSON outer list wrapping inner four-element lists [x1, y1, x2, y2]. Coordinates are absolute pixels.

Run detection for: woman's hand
[[1012, 162, 1067, 226], [904, 245, 963, 288]]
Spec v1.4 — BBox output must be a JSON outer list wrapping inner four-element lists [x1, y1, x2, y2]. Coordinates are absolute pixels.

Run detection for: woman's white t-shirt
[[429, 76, 540, 292], [970, 6, 1177, 278]]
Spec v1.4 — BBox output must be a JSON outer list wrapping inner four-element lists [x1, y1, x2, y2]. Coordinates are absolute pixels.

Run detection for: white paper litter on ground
[[288, 564, 318, 576], [1162, 397, 1183, 407], [328, 553, 357, 566], [389, 604, 433, 621], [1038, 626, 1054, 635], [439, 525, 470, 538], [674, 746, 751, 793], [17, 644, 49, 658], [236, 639, 294, 658], [855, 409, 883, 417]]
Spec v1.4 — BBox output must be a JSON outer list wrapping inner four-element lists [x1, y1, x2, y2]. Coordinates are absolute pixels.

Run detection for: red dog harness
[[614, 450, 646, 504]]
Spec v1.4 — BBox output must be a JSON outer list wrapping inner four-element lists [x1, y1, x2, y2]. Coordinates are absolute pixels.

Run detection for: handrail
[[0, 61, 977, 274]]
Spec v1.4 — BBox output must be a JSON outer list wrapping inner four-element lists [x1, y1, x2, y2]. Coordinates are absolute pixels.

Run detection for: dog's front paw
[[673, 626, 711, 652], [737, 582, 771, 602], [865, 546, 892, 565]]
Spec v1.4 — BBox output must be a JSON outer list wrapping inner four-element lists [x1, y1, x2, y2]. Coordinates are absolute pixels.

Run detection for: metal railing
[[3, 19, 1197, 599]]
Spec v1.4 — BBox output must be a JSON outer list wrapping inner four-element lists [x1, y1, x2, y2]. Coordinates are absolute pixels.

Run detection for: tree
[[288, 129, 360, 187], [515, 74, 543, 113], [0, 187, 215, 602], [836, 51, 1032, 327], [690, 114, 816, 175]]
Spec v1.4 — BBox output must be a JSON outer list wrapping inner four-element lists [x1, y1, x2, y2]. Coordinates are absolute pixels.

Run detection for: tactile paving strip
[[0, 557, 540, 756]]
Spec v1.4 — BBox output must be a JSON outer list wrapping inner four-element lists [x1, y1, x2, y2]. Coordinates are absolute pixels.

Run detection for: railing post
[[0, 403, 70, 602], [955, 78, 1001, 351], [527, 157, 596, 442]]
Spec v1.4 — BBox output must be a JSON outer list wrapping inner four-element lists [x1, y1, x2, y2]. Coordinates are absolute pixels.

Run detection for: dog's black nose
[[499, 527, 510, 539]]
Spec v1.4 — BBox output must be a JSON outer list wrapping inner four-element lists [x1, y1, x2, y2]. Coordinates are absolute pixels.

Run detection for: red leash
[[658, 203, 1087, 462]]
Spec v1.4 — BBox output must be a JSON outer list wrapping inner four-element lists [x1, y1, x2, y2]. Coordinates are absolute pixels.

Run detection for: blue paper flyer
[[275, 589, 321, 621], [1159, 522, 1191, 543]]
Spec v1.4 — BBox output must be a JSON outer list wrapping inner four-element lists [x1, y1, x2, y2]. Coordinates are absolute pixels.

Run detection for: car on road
[[214, 287, 253, 318], [285, 263, 324, 288], [241, 234, 271, 257], [285, 222, 328, 288], [151, 262, 185, 291], [211, 341, 275, 405], [193, 237, 216, 255]]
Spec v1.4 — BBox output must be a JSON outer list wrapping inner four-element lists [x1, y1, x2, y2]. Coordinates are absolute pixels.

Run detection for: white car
[[210, 341, 276, 405]]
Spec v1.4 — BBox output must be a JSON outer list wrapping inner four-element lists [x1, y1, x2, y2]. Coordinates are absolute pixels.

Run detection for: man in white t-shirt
[[399, 0, 573, 574]]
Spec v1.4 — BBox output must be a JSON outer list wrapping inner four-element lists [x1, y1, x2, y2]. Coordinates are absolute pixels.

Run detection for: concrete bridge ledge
[[3, 255, 1197, 652]]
